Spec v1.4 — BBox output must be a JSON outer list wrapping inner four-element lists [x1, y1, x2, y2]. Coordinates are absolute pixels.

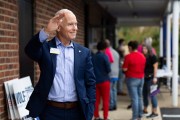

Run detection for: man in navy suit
[[25, 9, 96, 120]]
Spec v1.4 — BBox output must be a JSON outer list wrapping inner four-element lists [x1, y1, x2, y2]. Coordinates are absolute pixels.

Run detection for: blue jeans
[[143, 78, 158, 108], [118, 68, 125, 92], [109, 80, 118, 108], [126, 78, 144, 120]]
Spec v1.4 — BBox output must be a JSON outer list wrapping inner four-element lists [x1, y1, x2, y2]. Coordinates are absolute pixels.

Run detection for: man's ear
[[57, 26, 61, 32]]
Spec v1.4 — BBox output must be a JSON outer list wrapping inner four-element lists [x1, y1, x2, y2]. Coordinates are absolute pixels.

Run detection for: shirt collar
[[55, 37, 74, 48]]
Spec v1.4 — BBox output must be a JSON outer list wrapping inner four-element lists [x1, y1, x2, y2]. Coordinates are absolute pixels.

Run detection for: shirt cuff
[[39, 28, 49, 43]]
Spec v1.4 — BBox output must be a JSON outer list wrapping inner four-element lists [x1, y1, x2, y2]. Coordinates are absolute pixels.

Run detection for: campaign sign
[[12, 76, 34, 119]]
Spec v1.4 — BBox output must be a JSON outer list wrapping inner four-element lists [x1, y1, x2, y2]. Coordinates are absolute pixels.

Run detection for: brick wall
[[33, 0, 85, 82], [0, 0, 19, 119]]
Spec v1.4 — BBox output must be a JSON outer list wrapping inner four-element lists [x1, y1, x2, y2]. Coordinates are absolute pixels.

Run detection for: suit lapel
[[73, 43, 81, 78], [48, 38, 57, 75]]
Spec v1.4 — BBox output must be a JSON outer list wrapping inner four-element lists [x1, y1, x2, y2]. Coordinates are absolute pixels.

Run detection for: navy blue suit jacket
[[25, 32, 96, 120]]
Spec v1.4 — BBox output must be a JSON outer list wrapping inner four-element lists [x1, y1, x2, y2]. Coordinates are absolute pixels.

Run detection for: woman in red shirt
[[123, 41, 146, 120]]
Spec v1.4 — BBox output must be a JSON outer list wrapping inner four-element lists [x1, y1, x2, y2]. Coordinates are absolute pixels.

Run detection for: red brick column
[[0, 0, 19, 119]]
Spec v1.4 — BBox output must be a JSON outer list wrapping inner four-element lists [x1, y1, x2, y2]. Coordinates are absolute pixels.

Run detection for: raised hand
[[44, 13, 64, 35]]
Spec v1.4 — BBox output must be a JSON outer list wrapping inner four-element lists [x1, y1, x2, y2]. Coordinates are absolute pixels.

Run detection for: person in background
[[138, 37, 156, 55], [123, 41, 146, 120], [137, 40, 144, 53], [117, 39, 127, 96], [25, 9, 96, 120], [93, 41, 111, 120], [142, 45, 159, 119], [117, 39, 125, 58], [105, 39, 114, 63], [109, 47, 120, 111]]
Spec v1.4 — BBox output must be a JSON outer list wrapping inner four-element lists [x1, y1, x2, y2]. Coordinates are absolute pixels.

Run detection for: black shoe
[[109, 106, 117, 111], [146, 113, 158, 118], [109, 108, 116, 111], [117, 92, 127, 96], [127, 104, 132, 109]]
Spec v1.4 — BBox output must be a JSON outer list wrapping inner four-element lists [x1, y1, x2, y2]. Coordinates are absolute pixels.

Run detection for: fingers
[[58, 13, 65, 20], [52, 13, 64, 22], [50, 14, 64, 28], [46, 13, 64, 32], [52, 14, 60, 20], [57, 14, 64, 25]]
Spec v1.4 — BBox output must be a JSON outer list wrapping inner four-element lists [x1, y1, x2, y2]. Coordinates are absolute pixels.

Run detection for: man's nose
[[73, 25, 78, 31], [74, 25, 78, 30]]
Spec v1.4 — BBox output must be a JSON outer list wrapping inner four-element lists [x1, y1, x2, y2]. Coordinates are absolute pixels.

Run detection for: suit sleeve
[[85, 50, 96, 102], [84, 50, 96, 120], [25, 32, 44, 62]]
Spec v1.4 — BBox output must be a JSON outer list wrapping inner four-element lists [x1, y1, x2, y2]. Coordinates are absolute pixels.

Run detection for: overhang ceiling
[[96, 0, 171, 26]]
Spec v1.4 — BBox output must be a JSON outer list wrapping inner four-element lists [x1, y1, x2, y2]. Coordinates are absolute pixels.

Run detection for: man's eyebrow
[[68, 21, 78, 24]]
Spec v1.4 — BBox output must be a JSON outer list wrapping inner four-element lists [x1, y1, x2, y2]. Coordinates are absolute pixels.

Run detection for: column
[[172, 0, 179, 107], [160, 21, 163, 57], [166, 14, 172, 89]]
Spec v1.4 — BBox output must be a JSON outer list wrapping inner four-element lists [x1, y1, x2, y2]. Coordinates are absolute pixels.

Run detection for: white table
[[157, 69, 173, 78]]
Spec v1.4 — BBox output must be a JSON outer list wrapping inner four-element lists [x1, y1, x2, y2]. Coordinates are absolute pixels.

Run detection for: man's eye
[[68, 23, 77, 26]]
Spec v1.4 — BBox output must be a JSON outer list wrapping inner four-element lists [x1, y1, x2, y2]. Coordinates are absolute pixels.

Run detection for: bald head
[[55, 9, 77, 26], [55, 9, 74, 16], [105, 39, 111, 47]]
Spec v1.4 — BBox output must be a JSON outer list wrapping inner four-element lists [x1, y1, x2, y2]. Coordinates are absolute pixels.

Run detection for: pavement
[[96, 84, 180, 120]]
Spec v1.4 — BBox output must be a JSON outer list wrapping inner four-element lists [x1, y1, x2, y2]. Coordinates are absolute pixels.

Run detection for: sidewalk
[[98, 85, 180, 120]]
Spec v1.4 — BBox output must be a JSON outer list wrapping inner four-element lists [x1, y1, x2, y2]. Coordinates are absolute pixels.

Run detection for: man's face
[[59, 12, 78, 41]]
